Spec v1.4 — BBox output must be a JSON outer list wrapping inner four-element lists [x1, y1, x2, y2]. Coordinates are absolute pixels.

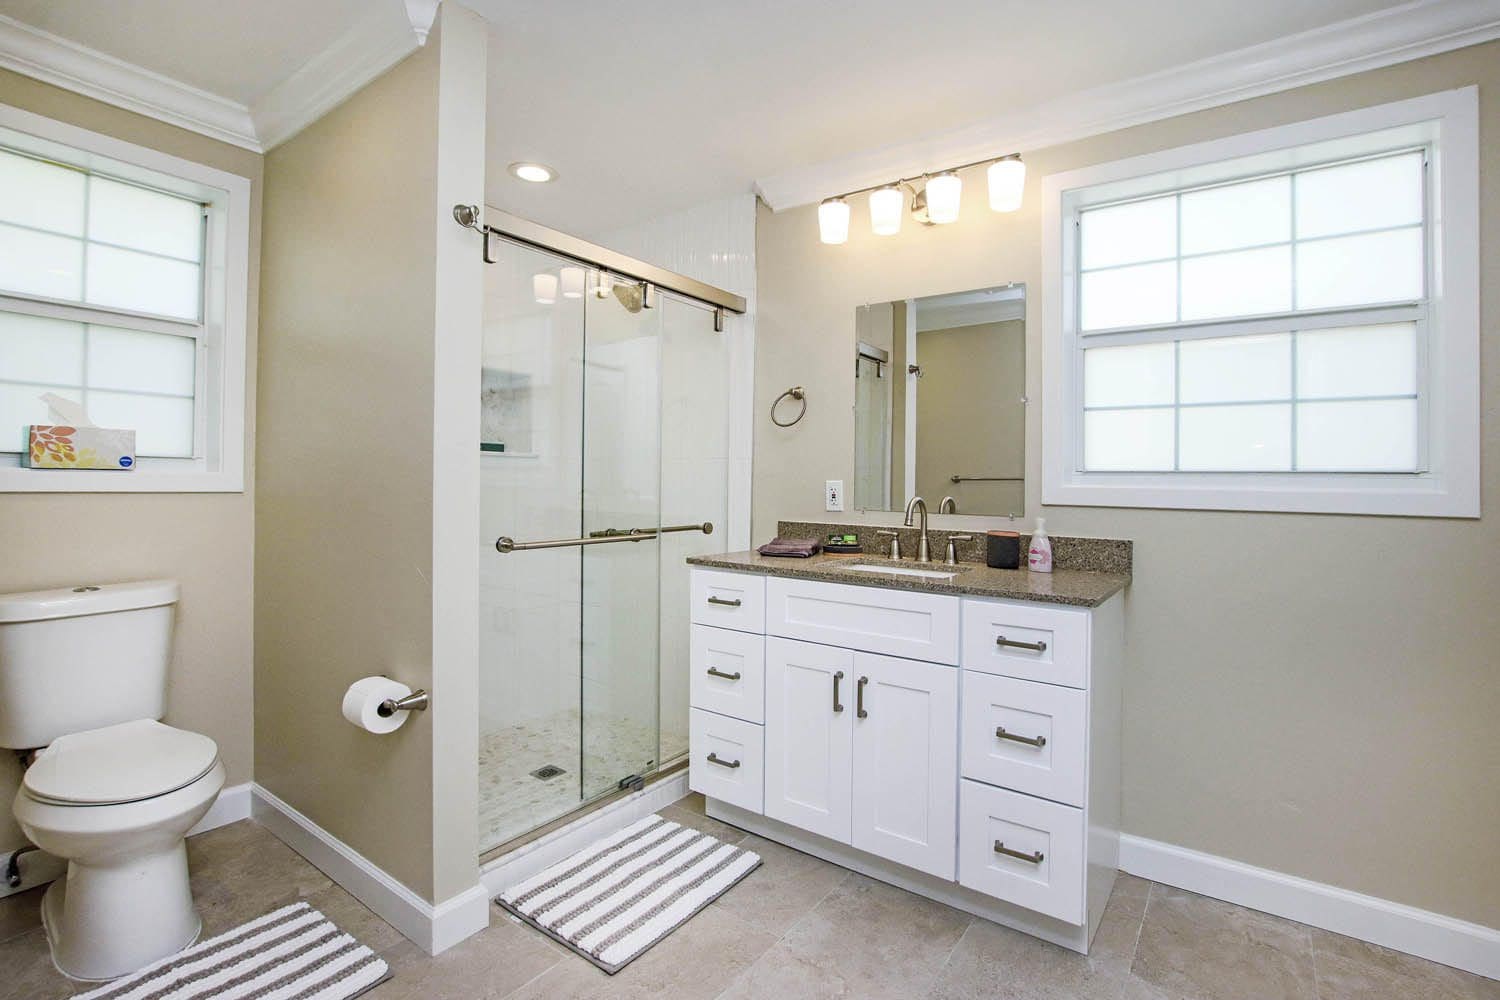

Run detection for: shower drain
[[530, 764, 567, 781]]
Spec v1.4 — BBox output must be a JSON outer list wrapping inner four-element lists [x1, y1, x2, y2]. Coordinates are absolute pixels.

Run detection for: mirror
[[853, 284, 1025, 516]]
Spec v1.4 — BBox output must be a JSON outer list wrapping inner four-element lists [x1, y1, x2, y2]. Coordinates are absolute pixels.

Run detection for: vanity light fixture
[[508, 161, 556, 183], [533, 272, 558, 304], [815, 154, 1024, 243], [818, 196, 851, 245]]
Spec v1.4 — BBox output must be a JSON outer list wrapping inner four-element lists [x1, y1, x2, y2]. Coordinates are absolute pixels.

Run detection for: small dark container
[[986, 530, 1021, 569]]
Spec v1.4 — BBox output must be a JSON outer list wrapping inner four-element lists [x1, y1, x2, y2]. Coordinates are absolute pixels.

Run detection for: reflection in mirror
[[854, 284, 1025, 516]]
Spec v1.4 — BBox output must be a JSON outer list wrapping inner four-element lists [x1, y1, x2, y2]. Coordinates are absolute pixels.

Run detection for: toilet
[[0, 580, 225, 981]]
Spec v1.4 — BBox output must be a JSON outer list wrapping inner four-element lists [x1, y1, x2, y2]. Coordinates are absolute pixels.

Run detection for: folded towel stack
[[757, 536, 822, 558]]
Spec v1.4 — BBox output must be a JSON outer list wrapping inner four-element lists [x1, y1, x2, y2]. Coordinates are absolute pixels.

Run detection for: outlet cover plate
[[826, 480, 844, 512]]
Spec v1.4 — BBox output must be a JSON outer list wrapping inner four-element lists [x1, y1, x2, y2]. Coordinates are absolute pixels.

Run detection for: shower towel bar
[[495, 522, 713, 553]]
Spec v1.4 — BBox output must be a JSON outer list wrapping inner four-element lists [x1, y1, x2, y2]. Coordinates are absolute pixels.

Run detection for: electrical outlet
[[825, 480, 844, 512]]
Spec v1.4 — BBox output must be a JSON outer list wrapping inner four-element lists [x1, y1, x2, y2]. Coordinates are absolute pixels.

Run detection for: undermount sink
[[843, 562, 966, 580]]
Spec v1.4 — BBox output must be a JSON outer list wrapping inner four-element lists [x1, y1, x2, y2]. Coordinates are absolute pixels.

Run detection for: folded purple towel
[[757, 537, 821, 558]]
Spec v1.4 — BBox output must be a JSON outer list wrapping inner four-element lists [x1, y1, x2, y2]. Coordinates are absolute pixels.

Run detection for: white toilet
[[0, 580, 225, 981]]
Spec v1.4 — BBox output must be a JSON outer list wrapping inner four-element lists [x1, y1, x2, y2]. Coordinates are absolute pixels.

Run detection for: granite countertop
[[686, 549, 1129, 608]]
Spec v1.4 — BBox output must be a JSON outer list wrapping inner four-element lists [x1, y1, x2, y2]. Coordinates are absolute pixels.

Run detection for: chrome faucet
[[903, 496, 931, 562], [938, 496, 959, 514]]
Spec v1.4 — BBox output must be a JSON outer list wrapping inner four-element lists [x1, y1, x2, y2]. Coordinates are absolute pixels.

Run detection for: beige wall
[[755, 41, 1500, 927], [0, 70, 261, 856]]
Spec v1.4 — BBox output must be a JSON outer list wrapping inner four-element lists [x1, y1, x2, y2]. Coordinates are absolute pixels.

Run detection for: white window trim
[[0, 102, 250, 493], [1041, 87, 1479, 518]]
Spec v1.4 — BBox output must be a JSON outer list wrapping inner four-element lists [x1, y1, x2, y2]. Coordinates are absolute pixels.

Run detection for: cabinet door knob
[[832, 670, 845, 713], [994, 841, 1044, 864], [856, 676, 869, 719], [706, 667, 742, 681], [996, 634, 1047, 653], [995, 725, 1046, 747], [707, 596, 742, 607], [706, 752, 741, 769]]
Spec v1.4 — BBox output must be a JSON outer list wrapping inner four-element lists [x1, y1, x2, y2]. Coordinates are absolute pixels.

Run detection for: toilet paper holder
[[377, 689, 430, 718]]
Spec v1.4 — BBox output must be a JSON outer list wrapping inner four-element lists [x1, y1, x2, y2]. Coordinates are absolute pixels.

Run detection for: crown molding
[[754, 0, 1500, 211], [0, 1, 443, 155]]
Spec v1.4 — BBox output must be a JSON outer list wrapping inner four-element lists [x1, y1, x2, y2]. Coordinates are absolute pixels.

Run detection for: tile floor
[[1, 794, 1494, 1000]]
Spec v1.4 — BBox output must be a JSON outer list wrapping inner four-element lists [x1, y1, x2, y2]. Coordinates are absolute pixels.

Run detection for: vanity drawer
[[767, 576, 960, 665], [690, 625, 765, 724], [961, 598, 1089, 688], [689, 708, 764, 814], [958, 780, 1084, 925], [962, 672, 1086, 807], [691, 570, 766, 634]]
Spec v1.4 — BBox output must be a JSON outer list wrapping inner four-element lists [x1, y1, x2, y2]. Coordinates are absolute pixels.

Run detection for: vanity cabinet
[[687, 565, 1123, 955]]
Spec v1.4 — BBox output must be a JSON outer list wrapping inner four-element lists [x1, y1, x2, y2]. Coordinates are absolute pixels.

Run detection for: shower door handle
[[496, 521, 713, 553]]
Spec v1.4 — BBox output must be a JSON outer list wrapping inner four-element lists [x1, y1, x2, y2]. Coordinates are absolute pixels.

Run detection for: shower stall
[[471, 209, 744, 854]]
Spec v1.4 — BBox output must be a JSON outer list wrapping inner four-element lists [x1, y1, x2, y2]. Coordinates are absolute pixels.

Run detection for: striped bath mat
[[496, 813, 760, 974], [71, 901, 390, 1000]]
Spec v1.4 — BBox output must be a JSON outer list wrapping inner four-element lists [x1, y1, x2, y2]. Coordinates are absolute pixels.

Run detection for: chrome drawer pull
[[833, 670, 845, 713], [706, 667, 742, 681], [995, 726, 1046, 747], [994, 841, 1044, 864], [856, 676, 868, 719], [707, 596, 742, 607], [995, 635, 1047, 653], [706, 752, 741, 769]]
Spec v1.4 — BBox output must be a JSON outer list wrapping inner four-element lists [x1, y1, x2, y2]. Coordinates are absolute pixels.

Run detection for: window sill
[[0, 467, 244, 494], [1041, 474, 1476, 518]]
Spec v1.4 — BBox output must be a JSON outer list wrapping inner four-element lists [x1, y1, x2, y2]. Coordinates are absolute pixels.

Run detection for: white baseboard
[[1120, 834, 1500, 982], [189, 780, 253, 836], [480, 770, 690, 898], [250, 783, 489, 956]]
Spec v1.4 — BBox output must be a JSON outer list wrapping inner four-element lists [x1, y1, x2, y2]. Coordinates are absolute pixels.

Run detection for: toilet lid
[[24, 719, 219, 806]]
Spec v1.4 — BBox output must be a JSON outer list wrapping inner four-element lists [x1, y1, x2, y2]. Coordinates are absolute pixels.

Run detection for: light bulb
[[869, 186, 903, 236], [560, 266, 585, 298], [818, 197, 850, 245], [925, 172, 962, 224], [533, 273, 558, 305], [987, 156, 1025, 212]]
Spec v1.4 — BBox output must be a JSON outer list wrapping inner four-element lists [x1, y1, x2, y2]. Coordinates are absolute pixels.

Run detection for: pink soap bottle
[[1027, 518, 1053, 573]]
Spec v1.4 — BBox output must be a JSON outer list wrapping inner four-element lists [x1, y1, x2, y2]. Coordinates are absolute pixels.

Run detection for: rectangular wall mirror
[[853, 284, 1026, 516]]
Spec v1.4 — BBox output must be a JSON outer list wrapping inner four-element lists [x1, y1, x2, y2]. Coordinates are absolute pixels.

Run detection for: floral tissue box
[[24, 425, 137, 470]]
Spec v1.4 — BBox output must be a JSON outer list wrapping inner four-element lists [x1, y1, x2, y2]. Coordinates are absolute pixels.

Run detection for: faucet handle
[[943, 534, 975, 565], [875, 530, 901, 560]]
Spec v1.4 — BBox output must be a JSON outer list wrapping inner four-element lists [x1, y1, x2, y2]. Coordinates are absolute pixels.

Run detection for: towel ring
[[771, 386, 807, 427]]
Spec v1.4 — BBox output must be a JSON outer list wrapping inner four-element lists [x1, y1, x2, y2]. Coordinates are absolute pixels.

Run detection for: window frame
[[0, 102, 250, 493], [1041, 88, 1479, 517]]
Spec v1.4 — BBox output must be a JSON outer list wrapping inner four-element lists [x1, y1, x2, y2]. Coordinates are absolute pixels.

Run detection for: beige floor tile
[[503, 904, 777, 1000], [1132, 884, 1317, 1000], [0, 927, 75, 1000], [926, 916, 1170, 1000], [659, 802, 749, 844], [707, 833, 847, 937], [303, 882, 407, 954], [673, 792, 710, 815], [0, 886, 44, 945], [363, 916, 561, 1000], [187, 819, 335, 937], [719, 872, 972, 1000], [1309, 928, 1500, 1000]]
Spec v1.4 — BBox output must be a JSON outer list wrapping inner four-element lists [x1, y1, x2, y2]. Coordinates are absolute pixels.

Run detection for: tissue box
[[24, 425, 137, 470]]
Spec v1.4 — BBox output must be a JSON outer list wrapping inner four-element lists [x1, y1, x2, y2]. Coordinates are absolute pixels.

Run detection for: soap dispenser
[[1027, 518, 1053, 573]]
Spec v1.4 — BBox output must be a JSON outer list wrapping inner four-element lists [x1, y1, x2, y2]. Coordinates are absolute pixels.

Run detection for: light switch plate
[[826, 480, 844, 512]]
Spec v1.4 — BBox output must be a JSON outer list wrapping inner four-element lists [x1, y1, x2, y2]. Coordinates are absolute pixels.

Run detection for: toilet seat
[[23, 719, 219, 807]]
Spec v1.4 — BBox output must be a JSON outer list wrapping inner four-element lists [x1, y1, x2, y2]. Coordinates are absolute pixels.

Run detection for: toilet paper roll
[[342, 676, 414, 734]]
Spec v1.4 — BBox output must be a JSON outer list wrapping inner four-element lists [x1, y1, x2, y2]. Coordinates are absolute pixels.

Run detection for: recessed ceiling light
[[508, 161, 556, 183]]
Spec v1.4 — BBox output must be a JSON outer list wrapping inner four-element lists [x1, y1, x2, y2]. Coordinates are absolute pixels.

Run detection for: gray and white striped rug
[[496, 813, 761, 974], [71, 901, 390, 1000]]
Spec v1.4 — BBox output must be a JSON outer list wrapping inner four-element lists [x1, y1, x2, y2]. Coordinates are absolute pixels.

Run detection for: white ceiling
[[470, 0, 1414, 238]]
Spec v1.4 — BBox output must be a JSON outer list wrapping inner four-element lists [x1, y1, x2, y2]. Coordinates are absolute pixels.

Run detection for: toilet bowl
[[13, 719, 225, 981]]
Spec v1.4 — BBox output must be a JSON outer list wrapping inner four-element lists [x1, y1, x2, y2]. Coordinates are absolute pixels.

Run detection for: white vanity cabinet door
[[691, 569, 766, 634], [851, 652, 958, 879], [690, 625, 765, 724], [764, 637, 854, 844]]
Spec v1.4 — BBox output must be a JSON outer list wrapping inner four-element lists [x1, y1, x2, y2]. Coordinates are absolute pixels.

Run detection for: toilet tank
[[0, 580, 179, 749]]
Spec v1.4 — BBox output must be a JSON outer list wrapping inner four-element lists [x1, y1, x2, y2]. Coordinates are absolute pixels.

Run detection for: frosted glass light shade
[[560, 266, 585, 298], [818, 197, 850, 244], [533, 273, 558, 304], [987, 157, 1025, 212], [869, 186, 903, 236], [925, 172, 961, 224]]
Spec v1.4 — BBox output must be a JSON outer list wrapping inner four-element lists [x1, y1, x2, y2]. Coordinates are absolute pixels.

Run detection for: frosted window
[[0, 312, 84, 384], [1084, 342, 1175, 407], [88, 176, 202, 262], [1080, 261, 1176, 331], [0, 383, 82, 453], [84, 390, 194, 457], [85, 244, 201, 320], [1083, 408, 1175, 471], [1180, 176, 1290, 255], [1296, 152, 1423, 239], [1180, 246, 1292, 321], [1297, 323, 1416, 399], [1179, 333, 1290, 403], [87, 327, 196, 396], [1179, 404, 1291, 471], [1079, 196, 1175, 269], [0, 150, 85, 236], [1295, 227, 1423, 310], [1297, 399, 1417, 471], [0, 223, 83, 301]]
